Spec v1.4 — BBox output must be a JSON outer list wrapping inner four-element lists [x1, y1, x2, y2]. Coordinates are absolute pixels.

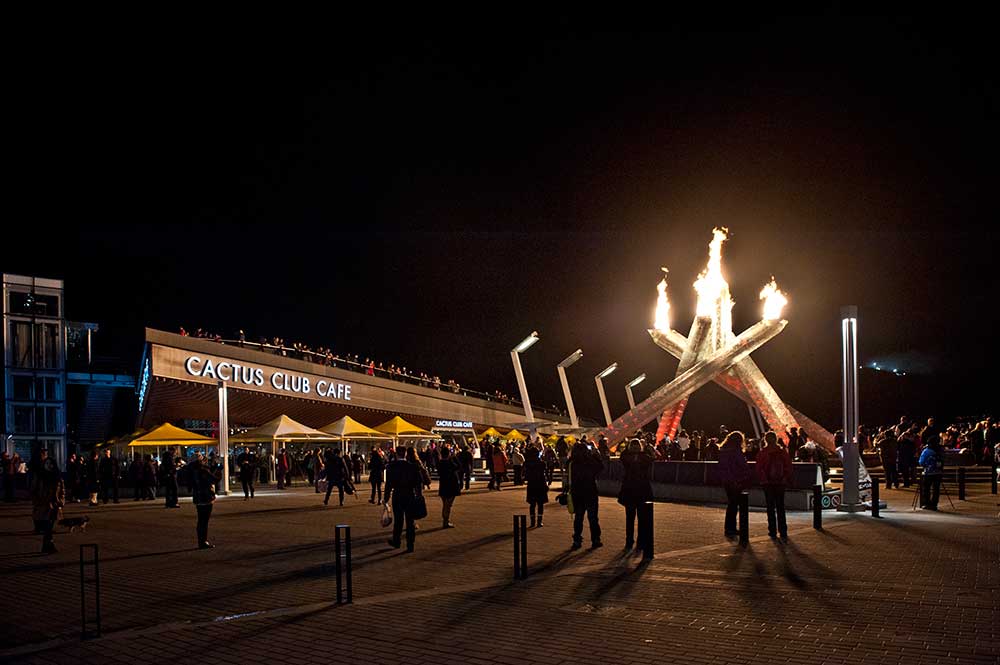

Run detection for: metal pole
[[747, 404, 762, 440], [958, 468, 966, 501], [838, 306, 863, 512], [79, 544, 100, 639], [813, 485, 823, 530], [513, 515, 522, 579], [870, 476, 880, 517], [511, 351, 534, 424], [556, 352, 582, 429], [626, 384, 637, 411], [738, 491, 749, 547], [217, 381, 230, 495], [334, 526, 343, 605], [519, 515, 527, 579], [343, 525, 352, 603], [992, 457, 998, 495], [595, 376, 612, 427]]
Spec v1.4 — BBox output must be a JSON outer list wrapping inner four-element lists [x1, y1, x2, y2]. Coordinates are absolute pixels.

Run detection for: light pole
[[595, 363, 618, 427], [625, 373, 646, 410], [511, 331, 540, 430], [838, 305, 863, 512], [557, 349, 583, 429]]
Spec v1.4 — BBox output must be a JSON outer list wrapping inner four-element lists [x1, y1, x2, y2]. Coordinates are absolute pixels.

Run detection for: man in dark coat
[[524, 446, 549, 527], [568, 442, 604, 550], [351, 452, 363, 485], [323, 448, 350, 506], [237, 447, 257, 499], [98, 449, 119, 504], [161, 448, 180, 507], [436, 447, 461, 528], [368, 448, 386, 503], [384, 446, 423, 552], [457, 445, 474, 491], [618, 439, 654, 553]]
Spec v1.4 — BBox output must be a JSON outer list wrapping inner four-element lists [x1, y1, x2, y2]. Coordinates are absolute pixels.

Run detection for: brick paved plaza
[[2, 481, 997, 665]]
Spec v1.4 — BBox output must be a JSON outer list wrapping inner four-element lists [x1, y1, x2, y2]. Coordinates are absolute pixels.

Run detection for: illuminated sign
[[183, 355, 351, 401], [435, 419, 473, 428], [137, 356, 151, 412]]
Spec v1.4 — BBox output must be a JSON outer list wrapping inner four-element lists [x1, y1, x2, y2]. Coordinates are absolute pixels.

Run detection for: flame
[[759, 277, 788, 320], [693, 227, 731, 317], [654, 268, 670, 331]]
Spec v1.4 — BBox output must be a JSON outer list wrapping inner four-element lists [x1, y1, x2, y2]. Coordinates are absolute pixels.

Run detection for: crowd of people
[[176, 327, 563, 414], [12, 413, 998, 554]]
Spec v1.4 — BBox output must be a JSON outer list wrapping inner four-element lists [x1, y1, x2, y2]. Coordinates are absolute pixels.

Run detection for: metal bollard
[[334, 524, 352, 604], [513, 515, 527, 579], [79, 544, 101, 640], [640, 501, 654, 560], [958, 468, 966, 500], [738, 491, 749, 547], [812, 485, 823, 530], [992, 459, 998, 495], [870, 476, 880, 517]]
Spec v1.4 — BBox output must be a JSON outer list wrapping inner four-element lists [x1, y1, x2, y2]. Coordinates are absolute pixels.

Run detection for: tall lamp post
[[838, 305, 863, 512], [557, 349, 583, 429], [511, 331, 540, 435], [625, 373, 646, 411], [595, 363, 618, 427]]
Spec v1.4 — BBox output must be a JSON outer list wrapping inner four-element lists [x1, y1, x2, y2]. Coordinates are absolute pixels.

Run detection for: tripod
[[910, 473, 956, 511]]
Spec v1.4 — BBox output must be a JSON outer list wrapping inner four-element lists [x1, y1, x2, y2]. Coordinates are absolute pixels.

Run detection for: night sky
[[8, 15, 997, 432]]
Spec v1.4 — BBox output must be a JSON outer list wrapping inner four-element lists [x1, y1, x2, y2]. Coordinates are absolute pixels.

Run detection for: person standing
[[312, 447, 324, 494], [436, 447, 461, 528], [718, 431, 751, 539], [276, 448, 289, 490], [383, 446, 422, 552], [878, 431, 899, 489], [457, 445, 473, 491], [919, 434, 944, 510], [618, 438, 654, 553], [351, 451, 363, 485], [1, 451, 15, 502], [510, 445, 525, 486], [190, 454, 219, 549], [323, 448, 349, 506], [64, 453, 80, 503], [756, 431, 793, 541], [98, 448, 120, 504], [84, 450, 100, 506], [237, 447, 257, 499], [30, 451, 64, 554], [368, 447, 385, 503], [142, 454, 158, 500], [568, 441, 604, 550], [162, 448, 180, 508], [524, 446, 549, 527], [490, 444, 508, 491], [897, 426, 918, 487], [542, 445, 557, 486]]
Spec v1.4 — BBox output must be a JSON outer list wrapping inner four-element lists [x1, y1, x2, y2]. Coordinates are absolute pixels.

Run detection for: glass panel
[[35, 323, 60, 368], [13, 405, 34, 433], [34, 377, 59, 401], [11, 321, 32, 368], [41, 407, 59, 433], [12, 375, 33, 399]]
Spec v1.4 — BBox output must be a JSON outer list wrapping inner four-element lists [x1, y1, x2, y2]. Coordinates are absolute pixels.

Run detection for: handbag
[[410, 493, 428, 520], [380, 503, 393, 528]]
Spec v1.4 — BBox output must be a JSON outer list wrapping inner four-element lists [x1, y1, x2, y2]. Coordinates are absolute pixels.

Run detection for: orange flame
[[693, 227, 731, 317], [654, 268, 670, 331], [759, 277, 788, 320]]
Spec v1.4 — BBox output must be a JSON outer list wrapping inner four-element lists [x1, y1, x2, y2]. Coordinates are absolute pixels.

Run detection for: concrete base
[[836, 502, 867, 513]]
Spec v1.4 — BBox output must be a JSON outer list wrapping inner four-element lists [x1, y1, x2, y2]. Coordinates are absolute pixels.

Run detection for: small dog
[[58, 516, 90, 533]]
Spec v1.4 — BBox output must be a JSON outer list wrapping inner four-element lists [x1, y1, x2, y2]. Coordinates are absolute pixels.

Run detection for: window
[[12, 375, 33, 399], [35, 376, 59, 401], [7, 291, 59, 316], [13, 405, 34, 433], [10, 321, 32, 367], [39, 407, 60, 433], [35, 323, 60, 368]]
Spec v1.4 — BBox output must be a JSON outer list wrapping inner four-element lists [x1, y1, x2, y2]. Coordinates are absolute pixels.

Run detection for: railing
[[194, 337, 568, 419]]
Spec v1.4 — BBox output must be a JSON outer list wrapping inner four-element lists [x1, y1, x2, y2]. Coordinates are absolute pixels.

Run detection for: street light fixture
[[511, 331, 540, 425], [595, 362, 618, 427], [625, 373, 646, 410], [838, 306, 864, 512], [556, 349, 583, 429]]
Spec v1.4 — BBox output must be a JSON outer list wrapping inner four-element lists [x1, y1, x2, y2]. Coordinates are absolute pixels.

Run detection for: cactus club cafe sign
[[183, 355, 352, 401]]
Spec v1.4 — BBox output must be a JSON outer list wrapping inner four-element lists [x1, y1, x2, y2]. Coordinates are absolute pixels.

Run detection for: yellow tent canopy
[[543, 433, 576, 445], [479, 426, 503, 439], [231, 415, 336, 443], [321, 416, 393, 440], [374, 416, 440, 439], [504, 429, 527, 441], [128, 423, 215, 447]]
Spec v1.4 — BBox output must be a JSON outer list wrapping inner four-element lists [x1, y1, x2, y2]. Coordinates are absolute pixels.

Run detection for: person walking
[[324, 448, 350, 506], [543, 445, 557, 485], [490, 444, 508, 491], [30, 451, 64, 554], [351, 451, 363, 485], [524, 445, 548, 527], [190, 453, 219, 549], [436, 447, 461, 528], [756, 431, 793, 541], [407, 447, 432, 492], [237, 447, 257, 499], [618, 438, 654, 553], [568, 441, 604, 550], [98, 448, 120, 504], [919, 434, 945, 510], [457, 445, 473, 491], [384, 446, 423, 552], [510, 445, 525, 486], [718, 431, 751, 539], [368, 447, 385, 503], [162, 447, 180, 508]]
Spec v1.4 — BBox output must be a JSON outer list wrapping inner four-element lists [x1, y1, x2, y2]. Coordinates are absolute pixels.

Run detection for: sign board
[[435, 419, 473, 429]]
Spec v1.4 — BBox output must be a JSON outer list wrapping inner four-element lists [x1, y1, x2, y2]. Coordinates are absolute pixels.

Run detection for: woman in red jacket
[[755, 431, 793, 541]]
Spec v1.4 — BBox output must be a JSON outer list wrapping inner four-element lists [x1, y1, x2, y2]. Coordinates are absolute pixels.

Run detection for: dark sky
[[8, 14, 998, 432]]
